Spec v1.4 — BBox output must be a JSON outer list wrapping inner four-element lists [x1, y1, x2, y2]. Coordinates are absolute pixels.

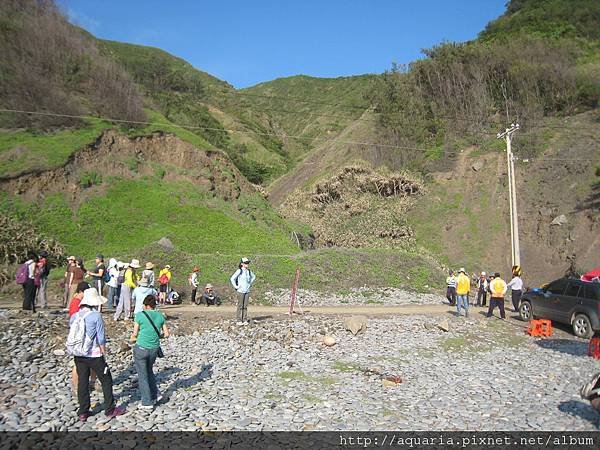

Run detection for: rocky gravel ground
[[0, 307, 598, 431], [264, 287, 444, 306]]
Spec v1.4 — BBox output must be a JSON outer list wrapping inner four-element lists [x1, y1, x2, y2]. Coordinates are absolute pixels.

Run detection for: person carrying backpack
[[189, 266, 200, 305], [16, 251, 38, 312], [87, 254, 106, 297], [230, 257, 256, 325], [142, 262, 155, 288], [66, 288, 125, 422], [445, 270, 457, 306], [158, 265, 172, 305]]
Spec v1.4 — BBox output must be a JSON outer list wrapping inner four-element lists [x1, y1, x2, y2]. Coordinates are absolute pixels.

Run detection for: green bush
[[79, 171, 103, 188]]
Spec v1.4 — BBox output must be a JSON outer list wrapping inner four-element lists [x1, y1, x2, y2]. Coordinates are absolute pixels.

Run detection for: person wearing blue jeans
[[130, 295, 169, 408], [456, 294, 469, 317]]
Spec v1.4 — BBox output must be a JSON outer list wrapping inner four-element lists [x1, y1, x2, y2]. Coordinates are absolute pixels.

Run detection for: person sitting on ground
[[130, 295, 169, 409], [202, 284, 221, 306], [132, 276, 158, 315], [142, 262, 155, 287], [69, 288, 125, 422], [158, 265, 172, 305]]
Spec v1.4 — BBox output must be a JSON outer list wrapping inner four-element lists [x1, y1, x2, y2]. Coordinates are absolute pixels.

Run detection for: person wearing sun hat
[[142, 262, 155, 288], [70, 288, 125, 422], [157, 264, 172, 305], [132, 276, 158, 315], [202, 283, 220, 306], [114, 259, 140, 321], [230, 257, 256, 325]]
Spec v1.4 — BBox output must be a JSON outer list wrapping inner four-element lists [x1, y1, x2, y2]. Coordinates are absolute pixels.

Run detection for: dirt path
[[159, 303, 453, 318]]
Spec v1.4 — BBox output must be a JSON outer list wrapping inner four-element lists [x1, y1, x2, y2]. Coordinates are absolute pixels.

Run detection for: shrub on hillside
[[0, 0, 145, 129]]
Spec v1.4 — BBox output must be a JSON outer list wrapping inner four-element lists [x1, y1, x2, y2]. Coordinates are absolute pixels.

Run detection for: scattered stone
[[551, 214, 567, 226], [322, 335, 336, 347], [52, 349, 65, 356], [344, 316, 368, 335], [472, 161, 484, 172], [437, 319, 450, 332], [539, 207, 553, 217]]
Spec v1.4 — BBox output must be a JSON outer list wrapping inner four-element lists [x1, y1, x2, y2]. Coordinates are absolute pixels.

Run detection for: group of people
[[445, 265, 524, 319], [61, 255, 256, 421]]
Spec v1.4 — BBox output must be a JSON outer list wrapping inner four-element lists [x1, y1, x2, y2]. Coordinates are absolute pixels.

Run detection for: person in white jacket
[[507, 266, 524, 312], [230, 257, 256, 325]]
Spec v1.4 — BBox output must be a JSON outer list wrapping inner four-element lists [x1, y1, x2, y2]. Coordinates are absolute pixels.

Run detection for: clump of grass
[[333, 361, 364, 373], [79, 171, 102, 188]]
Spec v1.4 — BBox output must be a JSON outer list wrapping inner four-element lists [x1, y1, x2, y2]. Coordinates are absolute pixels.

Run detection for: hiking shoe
[[79, 412, 92, 422], [155, 394, 163, 404], [105, 406, 126, 418]]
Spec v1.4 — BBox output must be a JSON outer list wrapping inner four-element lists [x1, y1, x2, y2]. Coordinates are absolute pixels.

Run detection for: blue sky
[[59, 0, 507, 89]]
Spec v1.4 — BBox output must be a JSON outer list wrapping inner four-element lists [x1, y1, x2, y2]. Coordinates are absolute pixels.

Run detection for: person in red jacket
[[68, 282, 91, 318]]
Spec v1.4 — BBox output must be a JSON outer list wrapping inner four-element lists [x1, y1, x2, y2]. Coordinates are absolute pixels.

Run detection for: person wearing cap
[[132, 276, 158, 315], [158, 265, 172, 305], [487, 272, 507, 319], [87, 254, 106, 297], [63, 256, 76, 308], [202, 283, 220, 306], [70, 288, 125, 421], [507, 265, 524, 312], [230, 257, 256, 325], [36, 250, 50, 308], [114, 259, 140, 321], [189, 266, 200, 305], [142, 262, 155, 288], [106, 258, 119, 310], [455, 268, 471, 317], [445, 270, 457, 306], [476, 272, 489, 307]]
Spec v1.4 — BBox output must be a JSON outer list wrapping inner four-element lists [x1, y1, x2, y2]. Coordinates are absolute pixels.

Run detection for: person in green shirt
[[130, 295, 169, 409]]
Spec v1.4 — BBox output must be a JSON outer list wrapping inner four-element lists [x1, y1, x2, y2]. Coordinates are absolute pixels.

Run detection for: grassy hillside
[[242, 75, 376, 163]]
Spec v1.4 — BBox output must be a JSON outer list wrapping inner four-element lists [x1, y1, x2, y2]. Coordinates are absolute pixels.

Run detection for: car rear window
[[547, 279, 568, 295], [582, 284, 600, 300], [565, 282, 581, 297]]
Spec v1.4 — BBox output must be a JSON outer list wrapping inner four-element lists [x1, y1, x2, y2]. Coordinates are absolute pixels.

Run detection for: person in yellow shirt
[[455, 268, 471, 317], [158, 265, 172, 305], [113, 259, 140, 321], [487, 272, 507, 319]]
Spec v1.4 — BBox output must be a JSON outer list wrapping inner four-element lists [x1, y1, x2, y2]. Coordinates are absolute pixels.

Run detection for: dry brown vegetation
[[0, 0, 145, 129], [281, 165, 424, 249]]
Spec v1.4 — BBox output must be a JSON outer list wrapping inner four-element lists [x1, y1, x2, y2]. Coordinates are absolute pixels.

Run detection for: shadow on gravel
[[535, 339, 588, 356], [162, 363, 214, 401], [558, 400, 600, 427], [252, 315, 273, 322], [114, 366, 184, 408]]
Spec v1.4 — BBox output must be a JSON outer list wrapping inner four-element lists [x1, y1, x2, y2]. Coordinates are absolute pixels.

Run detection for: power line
[[2, 108, 597, 163]]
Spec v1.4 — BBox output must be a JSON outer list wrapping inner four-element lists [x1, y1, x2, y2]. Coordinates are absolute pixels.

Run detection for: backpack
[[103, 269, 111, 283], [42, 260, 51, 277], [117, 270, 125, 284], [234, 268, 252, 286], [159, 273, 169, 285], [15, 263, 29, 285], [580, 371, 600, 400], [66, 310, 95, 356]]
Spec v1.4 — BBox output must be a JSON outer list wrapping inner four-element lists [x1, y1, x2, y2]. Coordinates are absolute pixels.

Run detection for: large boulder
[[157, 237, 174, 252], [344, 315, 368, 335]]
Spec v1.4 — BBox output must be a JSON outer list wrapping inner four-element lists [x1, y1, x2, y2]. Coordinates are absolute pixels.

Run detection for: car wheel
[[572, 314, 593, 339], [519, 301, 533, 321]]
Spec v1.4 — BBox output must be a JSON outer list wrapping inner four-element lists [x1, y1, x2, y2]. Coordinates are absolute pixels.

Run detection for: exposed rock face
[[0, 130, 256, 205], [280, 165, 423, 249]]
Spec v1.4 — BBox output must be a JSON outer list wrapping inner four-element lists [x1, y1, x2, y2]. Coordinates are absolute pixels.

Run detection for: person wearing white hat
[[455, 268, 471, 317], [230, 257, 256, 325], [70, 288, 125, 421], [202, 283, 220, 306], [114, 259, 140, 321], [106, 258, 120, 309], [132, 276, 158, 315], [476, 272, 489, 307]]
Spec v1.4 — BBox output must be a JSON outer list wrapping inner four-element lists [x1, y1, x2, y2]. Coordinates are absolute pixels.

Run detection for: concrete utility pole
[[497, 123, 520, 267]]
